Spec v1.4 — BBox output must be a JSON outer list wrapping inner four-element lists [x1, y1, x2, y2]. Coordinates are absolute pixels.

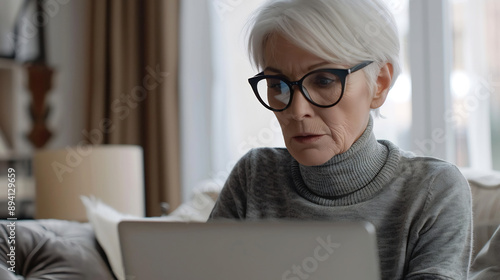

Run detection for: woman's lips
[[292, 134, 323, 144]]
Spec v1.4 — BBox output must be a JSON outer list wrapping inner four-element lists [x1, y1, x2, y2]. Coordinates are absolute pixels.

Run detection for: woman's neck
[[292, 116, 397, 205]]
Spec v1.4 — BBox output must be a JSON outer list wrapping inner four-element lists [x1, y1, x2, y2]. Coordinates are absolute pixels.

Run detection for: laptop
[[118, 220, 380, 280]]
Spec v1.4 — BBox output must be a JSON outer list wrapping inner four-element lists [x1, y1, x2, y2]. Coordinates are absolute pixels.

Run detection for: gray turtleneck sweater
[[209, 119, 472, 280]]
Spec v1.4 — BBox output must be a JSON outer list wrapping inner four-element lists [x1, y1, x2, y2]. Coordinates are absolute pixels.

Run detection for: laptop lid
[[118, 220, 380, 280]]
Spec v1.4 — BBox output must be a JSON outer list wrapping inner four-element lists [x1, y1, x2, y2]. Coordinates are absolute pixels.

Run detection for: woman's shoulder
[[228, 147, 292, 180], [379, 139, 464, 176], [379, 140, 469, 191], [390, 147, 470, 204], [240, 147, 292, 166], [401, 150, 465, 180]]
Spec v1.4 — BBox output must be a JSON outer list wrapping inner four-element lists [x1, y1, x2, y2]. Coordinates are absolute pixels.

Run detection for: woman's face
[[263, 34, 379, 166]]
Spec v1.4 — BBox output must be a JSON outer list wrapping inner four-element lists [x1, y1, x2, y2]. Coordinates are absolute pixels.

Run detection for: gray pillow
[[0, 219, 115, 279]]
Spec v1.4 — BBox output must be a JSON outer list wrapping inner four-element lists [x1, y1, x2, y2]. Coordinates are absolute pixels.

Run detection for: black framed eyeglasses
[[248, 61, 373, 112]]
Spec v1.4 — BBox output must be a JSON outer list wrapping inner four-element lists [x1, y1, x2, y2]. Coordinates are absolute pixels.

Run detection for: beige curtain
[[86, 0, 181, 216]]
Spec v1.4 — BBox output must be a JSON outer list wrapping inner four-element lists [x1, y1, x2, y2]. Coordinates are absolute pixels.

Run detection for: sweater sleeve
[[208, 151, 250, 220], [405, 165, 472, 280]]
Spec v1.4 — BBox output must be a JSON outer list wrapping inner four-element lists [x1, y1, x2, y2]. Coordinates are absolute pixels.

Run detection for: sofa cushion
[[470, 183, 500, 255], [0, 219, 114, 280], [470, 225, 500, 279], [460, 168, 500, 257]]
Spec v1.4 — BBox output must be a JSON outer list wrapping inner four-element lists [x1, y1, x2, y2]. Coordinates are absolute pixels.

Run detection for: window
[[450, 0, 500, 170]]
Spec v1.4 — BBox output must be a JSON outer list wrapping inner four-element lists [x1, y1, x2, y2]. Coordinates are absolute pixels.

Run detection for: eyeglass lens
[[255, 71, 343, 110]]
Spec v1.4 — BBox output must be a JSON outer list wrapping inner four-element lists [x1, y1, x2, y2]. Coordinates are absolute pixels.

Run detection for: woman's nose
[[286, 86, 314, 120]]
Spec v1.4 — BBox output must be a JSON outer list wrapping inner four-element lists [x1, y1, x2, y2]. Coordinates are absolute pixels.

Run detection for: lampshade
[[34, 145, 145, 221]]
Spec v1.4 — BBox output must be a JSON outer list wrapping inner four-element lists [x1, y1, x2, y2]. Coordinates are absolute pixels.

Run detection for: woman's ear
[[370, 63, 394, 109]]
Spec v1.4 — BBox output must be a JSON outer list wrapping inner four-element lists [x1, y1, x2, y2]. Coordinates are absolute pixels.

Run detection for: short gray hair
[[247, 0, 401, 95]]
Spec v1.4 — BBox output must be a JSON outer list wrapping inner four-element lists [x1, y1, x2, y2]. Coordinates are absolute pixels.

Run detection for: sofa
[[1, 169, 500, 279], [465, 168, 500, 279]]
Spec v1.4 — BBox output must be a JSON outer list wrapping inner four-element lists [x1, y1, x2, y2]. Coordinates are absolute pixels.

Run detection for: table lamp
[[33, 145, 145, 221]]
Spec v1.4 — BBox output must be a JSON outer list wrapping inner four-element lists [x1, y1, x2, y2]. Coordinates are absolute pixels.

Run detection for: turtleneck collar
[[291, 116, 400, 206]]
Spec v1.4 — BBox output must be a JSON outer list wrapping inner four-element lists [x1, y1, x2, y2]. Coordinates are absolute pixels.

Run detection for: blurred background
[[0, 0, 498, 218]]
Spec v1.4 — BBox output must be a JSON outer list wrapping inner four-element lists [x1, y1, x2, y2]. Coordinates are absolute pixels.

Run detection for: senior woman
[[209, 0, 472, 279]]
